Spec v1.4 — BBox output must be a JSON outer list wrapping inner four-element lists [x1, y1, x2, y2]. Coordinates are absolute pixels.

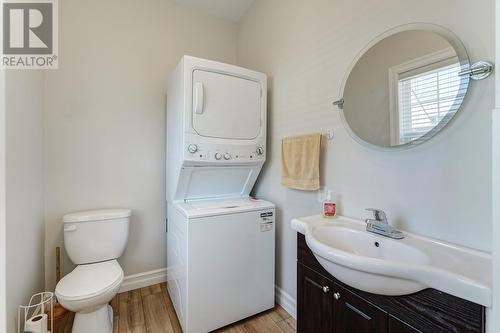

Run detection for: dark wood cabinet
[[296, 233, 485, 333], [297, 263, 333, 333], [333, 283, 387, 333], [388, 315, 422, 333]]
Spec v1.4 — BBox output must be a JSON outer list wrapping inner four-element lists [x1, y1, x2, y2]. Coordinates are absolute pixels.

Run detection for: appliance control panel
[[184, 141, 266, 163]]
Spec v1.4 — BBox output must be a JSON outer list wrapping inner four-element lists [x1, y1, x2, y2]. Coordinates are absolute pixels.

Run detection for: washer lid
[[63, 209, 131, 223], [175, 197, 275, 219], [55, 260, 123, 301]]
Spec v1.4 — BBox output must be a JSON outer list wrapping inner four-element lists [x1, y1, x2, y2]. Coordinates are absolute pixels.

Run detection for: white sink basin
[[292, 215, 492, 306], [314, 225, 431, 264]]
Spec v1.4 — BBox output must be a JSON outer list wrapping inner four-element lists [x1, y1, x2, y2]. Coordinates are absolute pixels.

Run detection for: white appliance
[[168, 198, 275, 332], [166, 56, 274, 333]]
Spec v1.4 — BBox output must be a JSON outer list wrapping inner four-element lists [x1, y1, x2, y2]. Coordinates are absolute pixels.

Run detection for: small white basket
[[18, 292, 54, 333]]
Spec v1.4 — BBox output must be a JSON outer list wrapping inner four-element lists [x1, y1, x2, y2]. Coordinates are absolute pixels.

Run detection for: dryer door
[[192, 69, 262, 140]]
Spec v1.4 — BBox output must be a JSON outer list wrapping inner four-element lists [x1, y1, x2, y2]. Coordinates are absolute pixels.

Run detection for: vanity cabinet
[[332, 282, 388, 333], [298, 264, 333, 332], [297, 234, 485, 333]]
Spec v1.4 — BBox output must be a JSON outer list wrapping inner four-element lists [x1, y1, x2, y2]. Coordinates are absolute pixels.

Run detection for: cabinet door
[[333, 283, 388, 333], [297, 263, 333, 333], [389, 315, 422, 333]]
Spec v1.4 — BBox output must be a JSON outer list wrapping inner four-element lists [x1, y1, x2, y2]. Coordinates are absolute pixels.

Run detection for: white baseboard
[[119, 270, 297, 320], [275, 285, 297, 319], [119, 267, 168, 293]]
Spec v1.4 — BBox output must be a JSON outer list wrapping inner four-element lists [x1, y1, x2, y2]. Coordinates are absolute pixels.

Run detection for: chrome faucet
[[365, 208, 404, 239]]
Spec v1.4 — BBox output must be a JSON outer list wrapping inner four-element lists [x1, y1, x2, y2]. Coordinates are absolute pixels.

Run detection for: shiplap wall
[[237, 0, 494, 307]]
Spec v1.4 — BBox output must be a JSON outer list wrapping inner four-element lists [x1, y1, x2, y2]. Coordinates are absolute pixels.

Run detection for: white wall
[[0, 70, 6, 333], [489, 1, 499, 331], [4, 71, 45, 333], [44, 0, 238, 290], [238, 0, 494, 306]]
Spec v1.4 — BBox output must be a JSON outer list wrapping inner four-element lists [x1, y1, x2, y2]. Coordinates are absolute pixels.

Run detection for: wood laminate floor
[[55, 283, 296, 333]]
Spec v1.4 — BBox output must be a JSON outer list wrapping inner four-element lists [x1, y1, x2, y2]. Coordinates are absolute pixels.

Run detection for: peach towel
[[281, 133, 321, 190]]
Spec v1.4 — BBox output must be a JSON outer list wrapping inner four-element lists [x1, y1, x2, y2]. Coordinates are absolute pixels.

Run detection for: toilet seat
[[56, 260, 123, 302]]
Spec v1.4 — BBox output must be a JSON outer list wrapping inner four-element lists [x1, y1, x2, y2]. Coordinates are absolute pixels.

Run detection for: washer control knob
[[214, 152, 222, 160], [256, 147, 264, 155], [224, 153, 231, 160], [187, 144, 198, 154]]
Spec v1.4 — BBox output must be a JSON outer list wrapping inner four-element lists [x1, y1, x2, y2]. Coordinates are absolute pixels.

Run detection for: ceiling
[[174, 0, 255, 23]]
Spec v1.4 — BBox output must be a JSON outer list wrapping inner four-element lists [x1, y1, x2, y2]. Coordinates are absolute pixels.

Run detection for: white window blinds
[[398, 61, 462, 145]]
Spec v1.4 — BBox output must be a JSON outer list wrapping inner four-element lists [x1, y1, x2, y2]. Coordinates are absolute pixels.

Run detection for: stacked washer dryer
[[166, 56, 275, 333]]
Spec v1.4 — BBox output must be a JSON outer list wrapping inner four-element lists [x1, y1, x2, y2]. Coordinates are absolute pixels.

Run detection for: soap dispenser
[[323, 190, 337, 218]]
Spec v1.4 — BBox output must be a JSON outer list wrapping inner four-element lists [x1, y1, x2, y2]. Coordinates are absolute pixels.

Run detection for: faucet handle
[[365, 208, 387, 221]]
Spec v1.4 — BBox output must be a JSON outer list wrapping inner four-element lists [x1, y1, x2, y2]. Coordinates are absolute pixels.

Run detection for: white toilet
[[55, 209, 131, 333]]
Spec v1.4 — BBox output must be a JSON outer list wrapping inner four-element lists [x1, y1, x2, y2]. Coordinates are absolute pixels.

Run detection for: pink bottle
[[323, 190, 337, 218]]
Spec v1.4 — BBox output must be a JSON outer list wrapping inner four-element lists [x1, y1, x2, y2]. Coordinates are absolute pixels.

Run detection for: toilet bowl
[[55, 209, 130, 333], [56, 260, 123, 333]]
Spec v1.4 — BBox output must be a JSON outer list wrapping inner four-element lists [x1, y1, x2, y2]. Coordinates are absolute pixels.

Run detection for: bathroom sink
[[292, 215, 492, 306], [313, 225, 430, 264]]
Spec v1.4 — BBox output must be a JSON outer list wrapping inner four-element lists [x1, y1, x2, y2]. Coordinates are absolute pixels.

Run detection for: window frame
[[388, 47, 458, 146]]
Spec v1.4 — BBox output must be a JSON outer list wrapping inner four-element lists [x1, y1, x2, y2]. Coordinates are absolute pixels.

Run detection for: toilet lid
[[55, 260, 123, 301]]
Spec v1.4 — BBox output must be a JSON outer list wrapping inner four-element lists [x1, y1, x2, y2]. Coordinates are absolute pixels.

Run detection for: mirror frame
[[338, 23, 471, 151]]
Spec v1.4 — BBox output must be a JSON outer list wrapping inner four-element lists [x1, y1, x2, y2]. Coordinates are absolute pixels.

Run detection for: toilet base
[[72, 304, 113, 333]]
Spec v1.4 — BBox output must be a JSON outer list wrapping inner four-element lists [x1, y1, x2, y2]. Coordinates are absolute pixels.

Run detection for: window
[[389, 49, 463, 145]]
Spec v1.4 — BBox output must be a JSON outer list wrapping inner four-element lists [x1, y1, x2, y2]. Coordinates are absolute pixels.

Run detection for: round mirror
[[340, 24, 470, 149]]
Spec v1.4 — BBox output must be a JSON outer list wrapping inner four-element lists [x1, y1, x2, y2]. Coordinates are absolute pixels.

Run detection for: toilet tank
[[63, 209, 131, 265]]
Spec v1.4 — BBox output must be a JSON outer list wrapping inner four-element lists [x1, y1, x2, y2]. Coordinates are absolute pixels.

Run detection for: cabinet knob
[[322, 286, 330, 293], [333, 292, 341, 300]]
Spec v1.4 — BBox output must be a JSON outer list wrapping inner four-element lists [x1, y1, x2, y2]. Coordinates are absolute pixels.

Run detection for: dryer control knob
[[215, 152, 222, 160], [187, 144, 198, 154], [224, 153, 231, 160], [256, 147, 264, 155]]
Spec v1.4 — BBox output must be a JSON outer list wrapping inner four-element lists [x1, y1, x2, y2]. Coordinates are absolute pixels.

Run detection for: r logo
[[2, 2, 53, 54]]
